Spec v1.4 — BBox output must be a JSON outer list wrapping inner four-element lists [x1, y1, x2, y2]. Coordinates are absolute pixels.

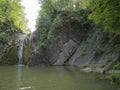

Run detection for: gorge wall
[[0, 1, 119, 73], [0, 18, 120, 73], [25, 24, 120, 73], [0, 16, 119, 73], [0, 23, 25, 65]]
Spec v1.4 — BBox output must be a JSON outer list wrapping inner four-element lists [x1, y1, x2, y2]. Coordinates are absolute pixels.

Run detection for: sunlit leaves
[[0, 0, 27, 32], [88, 0, 120, 30]]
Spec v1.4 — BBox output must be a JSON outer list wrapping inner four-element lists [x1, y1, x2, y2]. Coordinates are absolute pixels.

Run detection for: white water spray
[[18, 35, 26, 65]]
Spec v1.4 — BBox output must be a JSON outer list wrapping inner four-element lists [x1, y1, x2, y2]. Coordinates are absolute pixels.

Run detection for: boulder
[[54, 40, 78, 65]]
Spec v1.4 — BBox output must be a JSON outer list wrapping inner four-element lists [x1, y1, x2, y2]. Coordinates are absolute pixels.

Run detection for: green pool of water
[[0, 66, 119, 90]]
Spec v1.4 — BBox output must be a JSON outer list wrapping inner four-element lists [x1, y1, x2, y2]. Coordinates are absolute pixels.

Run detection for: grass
[[108, 73, 120, 83]]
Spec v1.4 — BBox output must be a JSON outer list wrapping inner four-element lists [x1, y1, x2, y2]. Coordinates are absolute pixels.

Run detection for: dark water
[[0, 66, 119, 90]]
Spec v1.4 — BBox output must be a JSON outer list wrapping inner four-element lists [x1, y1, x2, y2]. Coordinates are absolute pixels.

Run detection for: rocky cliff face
[[23, 30, 49, 65], [0, 23, 25, 65], [27, 25, 120, 72], [54, 40, 78, 65], [27, 23, 91, 65], [67, 29, 119, 72], [0, 34, 22, 65], [1, 22, 119, 71]]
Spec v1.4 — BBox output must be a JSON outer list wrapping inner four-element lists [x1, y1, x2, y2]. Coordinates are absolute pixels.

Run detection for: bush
[[93, 46, 104, 59], [100, 64, 105, 68], [114, 63, 120, 70], [40, 29, 48, 48], [0, 32, 8, 43], [108, 73, 120, 83]]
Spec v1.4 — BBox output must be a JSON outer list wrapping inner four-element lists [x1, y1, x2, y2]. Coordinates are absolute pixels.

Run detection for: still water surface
[[0, 66, 119, 90]]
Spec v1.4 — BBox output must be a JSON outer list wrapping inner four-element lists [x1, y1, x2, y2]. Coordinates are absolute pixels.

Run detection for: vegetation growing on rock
[[36, 0, 92, 48], [0, 0, 28, 65], [0, 38, 19, 65]]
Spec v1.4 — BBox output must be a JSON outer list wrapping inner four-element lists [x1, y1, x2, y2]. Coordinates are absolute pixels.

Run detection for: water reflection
[[17, 66, 32, 90], [17, 66, 22, 90]]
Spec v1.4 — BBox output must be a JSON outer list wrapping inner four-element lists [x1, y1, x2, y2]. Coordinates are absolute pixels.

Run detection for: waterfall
[[18, 35, 26, 65]]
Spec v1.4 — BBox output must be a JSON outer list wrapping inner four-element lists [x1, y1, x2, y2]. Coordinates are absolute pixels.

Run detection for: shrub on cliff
[[0, 32, 7, 43], [36, 0, 92, 48]]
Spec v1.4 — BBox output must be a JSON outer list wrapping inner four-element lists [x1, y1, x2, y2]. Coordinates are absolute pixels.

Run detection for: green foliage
[[60, 9, 91, 27], [47, 30, 54, 41], [91, 45, 104, 60], [92, 45, 104, 58], [114, 63, 120, 70], [0, 0, 27, 32], [100, 64, 105, 68], [88, 0, 120, 30], [37, 0, 92, 47], [108, 73, 120, 83], [40, 29, 48, 48], [0, 32, 7, 43]]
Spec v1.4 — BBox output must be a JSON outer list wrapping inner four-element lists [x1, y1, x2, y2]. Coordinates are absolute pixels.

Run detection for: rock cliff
[[27, 25, 120, 73]]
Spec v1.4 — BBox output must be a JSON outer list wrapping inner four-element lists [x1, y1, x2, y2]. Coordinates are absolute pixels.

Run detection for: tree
[[88, 0, 120, 30], [36, 0, 91, 47], [0, 0, 27, 32]]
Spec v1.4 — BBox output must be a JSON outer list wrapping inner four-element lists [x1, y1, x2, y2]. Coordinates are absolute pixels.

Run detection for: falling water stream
[[17, 35, 27, 90], [18, 35, 26, 65]]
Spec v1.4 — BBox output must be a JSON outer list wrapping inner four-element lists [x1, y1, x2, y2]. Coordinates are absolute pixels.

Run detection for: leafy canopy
[[88, 0, 120, 30], [0, 0, 28, 32]]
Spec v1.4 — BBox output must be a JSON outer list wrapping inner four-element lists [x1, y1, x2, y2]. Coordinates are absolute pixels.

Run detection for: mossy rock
[[23, 38, 31, 64], [1, 45, 18, 65]]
